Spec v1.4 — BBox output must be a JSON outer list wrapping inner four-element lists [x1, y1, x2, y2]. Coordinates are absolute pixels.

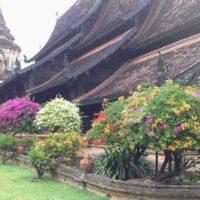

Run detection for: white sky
[[1, 0, 76, 62]]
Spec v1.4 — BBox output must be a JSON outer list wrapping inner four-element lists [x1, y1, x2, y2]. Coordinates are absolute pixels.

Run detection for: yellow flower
[[185, 86, 197, 95], [92, 121, 100, 127], [104, 126, 110, 135], [50, 141, 56, 147], [65, 140, 72, 146], [133, 99, 139, 107], [118, 96, 125, 102], [79, 137, 88, 146], [152, 123, 157, 128], [179, 107, 185, 113], [192, 116, 198, 121], [194, 123, 200, 132], [118, 130, 126, 137], [165, 79, 173, 85], [136, 84, 142, 91], [173, 109, 181, 116], [184, 141, 193, 149], [165, 114, 171, 119], [63, 157, 71, 162], [168, 99, 176, 106], [174, 141, 180, 148], [151, 87, 160, 96], [168, 145, 176, 152], [148, 131, 155, 137], [155, 119, 163, 125], [182, 103, 191, 111], [182, 122, 190, 130], [71, 132, 78, 140], [36, 141, 45, 148]]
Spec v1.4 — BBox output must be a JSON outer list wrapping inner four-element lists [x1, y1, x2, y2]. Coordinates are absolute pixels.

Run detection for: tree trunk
[[119, 149, 126, 181], [173, 151, 182, 175], [160, 150, 172, 173]]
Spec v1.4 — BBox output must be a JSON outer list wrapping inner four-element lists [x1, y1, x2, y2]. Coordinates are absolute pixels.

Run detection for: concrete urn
[[80, 153, 94, 173]]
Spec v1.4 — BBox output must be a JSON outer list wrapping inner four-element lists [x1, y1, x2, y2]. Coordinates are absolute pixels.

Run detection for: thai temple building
[[0, 0, 200, 128], [0, 9, 21, 82]]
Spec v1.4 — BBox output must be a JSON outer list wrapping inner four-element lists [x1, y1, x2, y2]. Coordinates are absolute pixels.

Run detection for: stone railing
[[12, 154, 200, 200]]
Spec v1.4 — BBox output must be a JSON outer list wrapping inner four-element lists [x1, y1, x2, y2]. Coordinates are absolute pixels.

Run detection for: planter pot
[[80, 153, 94, 173], [17, 145, 25, 153]]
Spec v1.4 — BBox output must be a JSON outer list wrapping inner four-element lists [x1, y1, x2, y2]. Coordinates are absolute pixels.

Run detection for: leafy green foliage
[[95, 148, 153, 180], [0, 134, 18, 164], [28, 145, 54, 179], [18, 135, 37, 154]]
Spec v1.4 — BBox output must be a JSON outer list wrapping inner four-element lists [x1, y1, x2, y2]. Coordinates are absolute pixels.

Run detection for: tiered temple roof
[[0, 9, 21, 82], [75, 34, 200, 105], [0, 9, 20, 51], [0, 0, 200, 104]]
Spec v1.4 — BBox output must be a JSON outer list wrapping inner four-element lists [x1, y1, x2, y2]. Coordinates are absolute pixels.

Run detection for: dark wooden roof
[[26, 28, 137, 95], [29, 0, 152, 62], [126, 0, 200, 50], [75, 33, 200, 105], [29, 0, 102, 61]]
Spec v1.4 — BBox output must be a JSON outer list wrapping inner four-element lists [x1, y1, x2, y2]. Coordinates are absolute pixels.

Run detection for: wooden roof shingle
[[127, 0, 200, 50]]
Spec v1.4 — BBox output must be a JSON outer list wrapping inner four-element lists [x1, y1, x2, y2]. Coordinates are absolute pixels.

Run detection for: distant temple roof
[[0, 9, 20, 51]]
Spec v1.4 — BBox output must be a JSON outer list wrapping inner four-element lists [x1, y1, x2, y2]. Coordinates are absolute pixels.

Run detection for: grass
[[0, 163, 107, 200]]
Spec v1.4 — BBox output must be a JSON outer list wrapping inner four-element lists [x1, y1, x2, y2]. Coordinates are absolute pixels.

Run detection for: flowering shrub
[[145, 83, 200, 151], [0, 97, 40, 134], [122, 81, 200, 175], [34, 97, 81, 133], [42, 132, 85, 162], [144, 82, 200, 174], [89, 81, 200, 179], [29, 132, 86, 178], [88, 98, 152, 180]]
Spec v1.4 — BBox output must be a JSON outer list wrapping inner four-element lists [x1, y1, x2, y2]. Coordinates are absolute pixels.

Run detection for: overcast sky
[[1, 0, 76, 61]]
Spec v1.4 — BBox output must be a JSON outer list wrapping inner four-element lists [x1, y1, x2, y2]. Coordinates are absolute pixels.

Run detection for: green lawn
[[0, 164, 106, 200]]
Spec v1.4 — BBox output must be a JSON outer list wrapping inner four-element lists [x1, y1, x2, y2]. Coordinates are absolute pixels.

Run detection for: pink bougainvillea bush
[[0, 97, 40, 134]]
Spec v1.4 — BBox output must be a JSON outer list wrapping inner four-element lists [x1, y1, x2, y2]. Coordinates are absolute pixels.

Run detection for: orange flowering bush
[[88, 98, 127, 147], [88, 98, 152, 180], [29, 132, 87, 178]]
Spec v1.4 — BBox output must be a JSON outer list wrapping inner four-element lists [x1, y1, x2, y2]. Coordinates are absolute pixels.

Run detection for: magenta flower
[[173, 123, 182, 135], [145, 117, 153, 126], [161, 124, 169, 131], [195, 91, 200, 100]]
